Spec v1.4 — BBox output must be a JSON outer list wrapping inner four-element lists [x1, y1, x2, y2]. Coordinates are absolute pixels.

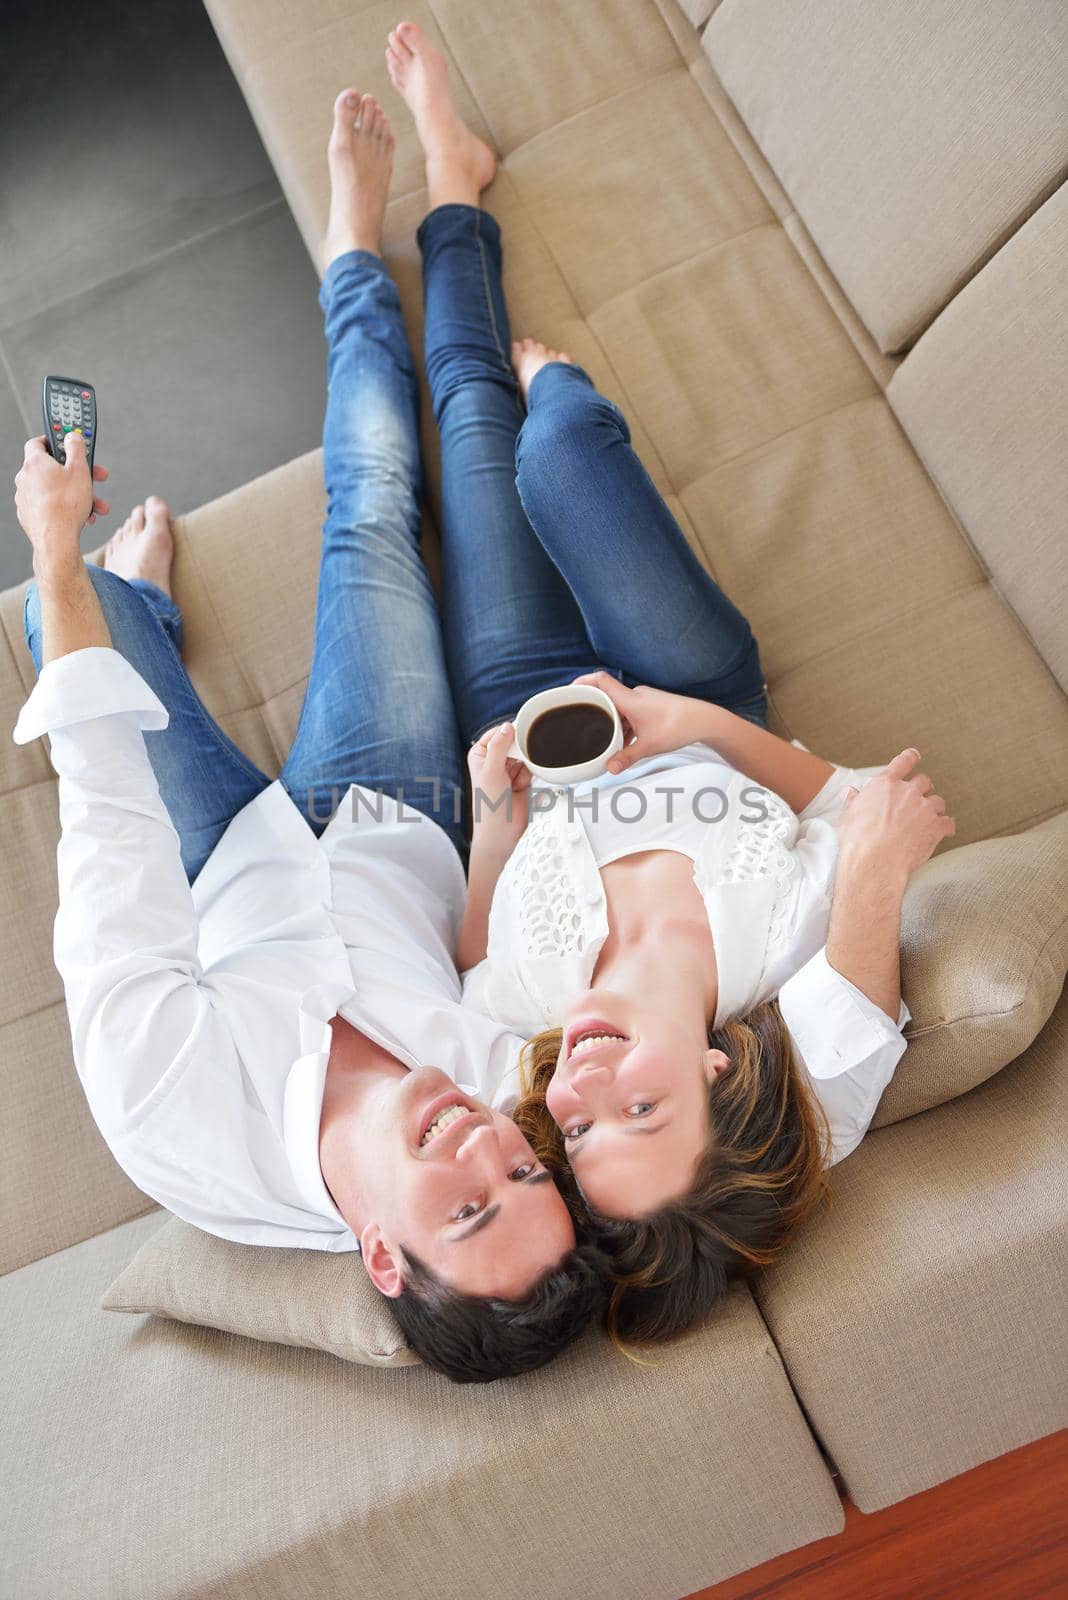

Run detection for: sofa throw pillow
[[871, 812, 1068, 1130], [101, 1214, 419, 1368]]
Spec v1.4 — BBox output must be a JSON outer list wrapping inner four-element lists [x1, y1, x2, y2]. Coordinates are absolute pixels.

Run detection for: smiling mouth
[[419, 1101, 472, 1148], [567, 1027, 630, 1062]]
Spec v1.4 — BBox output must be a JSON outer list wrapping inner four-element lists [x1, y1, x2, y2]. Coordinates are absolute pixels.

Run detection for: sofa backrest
[[702, 0, 1068, 356], [702, 0, 1068, 699], [886, 186, 1068, 694]]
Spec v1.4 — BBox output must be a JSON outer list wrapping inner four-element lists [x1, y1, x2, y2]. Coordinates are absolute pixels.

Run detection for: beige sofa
[[3, 1, 1066, 1595]]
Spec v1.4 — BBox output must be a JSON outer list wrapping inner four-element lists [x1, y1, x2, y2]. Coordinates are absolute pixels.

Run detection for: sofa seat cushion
[[888, 184, 1068, 695], [753, 986, 1068, 1513], [703, 0, 1068, 353], [2, 1214, 843, 1600], [101, 1213, 418, 1368]]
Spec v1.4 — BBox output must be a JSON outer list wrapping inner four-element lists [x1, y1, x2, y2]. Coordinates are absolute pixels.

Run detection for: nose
[[454, 1121, 501, 1166], [570, 1059, 613, 1088]]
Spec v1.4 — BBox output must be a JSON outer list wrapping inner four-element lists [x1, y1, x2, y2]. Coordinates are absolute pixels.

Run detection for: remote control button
[[52, 423, 61, 432], [81, 390, 90, 398]]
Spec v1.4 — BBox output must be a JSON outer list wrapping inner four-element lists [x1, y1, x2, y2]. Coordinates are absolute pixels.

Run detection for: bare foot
[[512, 338, 574, 405], [323, 89, 395, 268], [102, 496, 175, 597], [385, 21, 495, 206]]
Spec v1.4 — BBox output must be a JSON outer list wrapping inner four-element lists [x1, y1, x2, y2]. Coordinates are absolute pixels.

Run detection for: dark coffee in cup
[[525, 703, 615, 768]]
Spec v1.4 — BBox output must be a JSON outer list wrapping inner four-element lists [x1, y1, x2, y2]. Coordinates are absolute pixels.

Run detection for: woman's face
[[544, 991, 730, 1218]]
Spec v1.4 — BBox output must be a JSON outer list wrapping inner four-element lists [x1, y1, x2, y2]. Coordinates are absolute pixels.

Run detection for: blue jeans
[[418, 204, 767, 744], [24, 250, 466, 881]]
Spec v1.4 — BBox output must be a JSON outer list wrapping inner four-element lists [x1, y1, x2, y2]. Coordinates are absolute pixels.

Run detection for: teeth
[[420, 1103, 467, 1147], [569, 1031, 626, 1059]]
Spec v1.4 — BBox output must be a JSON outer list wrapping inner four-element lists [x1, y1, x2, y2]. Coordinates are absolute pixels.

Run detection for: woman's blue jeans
[[24, 205, 765, 884], [419, 203, 767, 744]]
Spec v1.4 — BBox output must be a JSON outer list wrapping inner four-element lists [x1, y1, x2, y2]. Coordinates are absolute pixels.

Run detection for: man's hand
[[570, 672, 716, 774], [14, 434, 110, 575], [467, 722, 532, 855], [838, 748, 955, 884]]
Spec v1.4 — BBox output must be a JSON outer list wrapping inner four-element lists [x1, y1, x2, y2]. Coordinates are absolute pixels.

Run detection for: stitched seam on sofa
[[585, 217, 789, 320], [177, 536, 284, 767], [0, 994, 67, 1030], [753, 573, 987, 684], [765, 574, 1002, 684], [426, 7, 687, 159], [10, 1198, 164, 1278], [499, 63, 695, 163], [905, 915, 1068, 1037], [989, 802, 1068, 839], [882, 402, 1068, 695]]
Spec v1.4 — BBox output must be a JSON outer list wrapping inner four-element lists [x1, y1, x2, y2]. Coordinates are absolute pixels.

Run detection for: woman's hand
[[570, 672, 718, 774], [458, 724, 532, 972], [838, 748, 955, 885], [467, 722, 533, 856]]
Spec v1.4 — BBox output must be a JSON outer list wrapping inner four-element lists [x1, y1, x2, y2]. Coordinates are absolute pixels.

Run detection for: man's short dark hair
[[389, 1241, 608, 1383]]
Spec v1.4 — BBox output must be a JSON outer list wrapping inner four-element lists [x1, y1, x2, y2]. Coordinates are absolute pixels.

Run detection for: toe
[[394, 22, 416, 56], [145, 494, 171, 524], [332, 88, 360, 129], [130, 505, 145, 534]]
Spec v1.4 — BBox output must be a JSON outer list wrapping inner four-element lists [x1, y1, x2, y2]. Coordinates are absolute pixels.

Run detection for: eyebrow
[[450, 1171, 554, 1241]]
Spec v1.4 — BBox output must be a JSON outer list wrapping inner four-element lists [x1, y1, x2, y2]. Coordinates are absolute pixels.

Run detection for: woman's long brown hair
[[513, 1000, 832, 1347]]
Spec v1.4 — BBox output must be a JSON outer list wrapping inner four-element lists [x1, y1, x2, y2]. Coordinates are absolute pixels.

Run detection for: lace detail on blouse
[[715, 791, 799, 944], [513, 816, 586, 960]]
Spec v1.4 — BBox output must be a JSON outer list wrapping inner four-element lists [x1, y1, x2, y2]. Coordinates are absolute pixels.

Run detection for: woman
[[388, 22, 955, 1343]]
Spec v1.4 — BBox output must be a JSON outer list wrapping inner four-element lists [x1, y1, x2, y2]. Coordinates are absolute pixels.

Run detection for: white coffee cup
[[507, 684, 624, 785]]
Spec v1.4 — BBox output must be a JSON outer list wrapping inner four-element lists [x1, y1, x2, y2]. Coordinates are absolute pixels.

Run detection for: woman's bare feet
[[102, 496, 175, 597], [385, 21, 495, 207], [323, 89, 396, 269], [512, 338, 574, 405]]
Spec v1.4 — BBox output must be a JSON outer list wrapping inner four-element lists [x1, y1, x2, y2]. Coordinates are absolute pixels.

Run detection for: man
[[12, 91, 603, 1384]]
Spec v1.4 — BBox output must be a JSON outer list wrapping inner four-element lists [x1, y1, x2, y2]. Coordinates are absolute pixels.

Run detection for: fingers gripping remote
[[42, 376, 97, 472]]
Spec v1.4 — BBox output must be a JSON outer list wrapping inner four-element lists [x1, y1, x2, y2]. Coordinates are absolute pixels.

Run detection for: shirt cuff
[[779, 946, 910, 1077], [13, 647, 169, 745]]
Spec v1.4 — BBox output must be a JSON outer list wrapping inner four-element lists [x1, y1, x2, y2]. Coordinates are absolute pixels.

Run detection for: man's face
[[351, 1067, 576, 1300]]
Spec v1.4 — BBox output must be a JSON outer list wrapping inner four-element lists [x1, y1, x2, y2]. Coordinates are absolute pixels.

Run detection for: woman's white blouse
[[462, 744, 911, 1165]]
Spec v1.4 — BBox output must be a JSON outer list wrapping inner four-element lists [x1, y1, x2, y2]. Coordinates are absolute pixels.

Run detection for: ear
[[702, 1048, 732, 1084], [359, 1223, 405, 1298]]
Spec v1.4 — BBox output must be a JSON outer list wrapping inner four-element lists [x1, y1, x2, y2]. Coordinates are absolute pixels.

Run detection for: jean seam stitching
[[473, 209, 513, 376]]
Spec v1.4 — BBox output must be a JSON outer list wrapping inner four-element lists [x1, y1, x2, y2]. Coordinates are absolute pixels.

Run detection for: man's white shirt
[[14, 647, 526, 1253]]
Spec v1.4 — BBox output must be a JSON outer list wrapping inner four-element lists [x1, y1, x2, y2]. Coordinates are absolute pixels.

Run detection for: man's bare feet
[[324, 89, 396, 269], [385, 21, 495, 207], [102, 496, 175, 597], [512, 338, 574, 405]]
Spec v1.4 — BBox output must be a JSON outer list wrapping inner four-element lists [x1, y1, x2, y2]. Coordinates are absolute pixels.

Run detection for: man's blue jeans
[[25, 206, 765, 883], [25, 249, 467, 879]]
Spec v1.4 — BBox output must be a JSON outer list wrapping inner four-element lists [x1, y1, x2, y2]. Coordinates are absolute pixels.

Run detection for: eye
[[509, 1162, 537, 1181], [453, 1199, 483, 1222], [625, 1102, 655, 1118], [564, 1122, 592, 1143]]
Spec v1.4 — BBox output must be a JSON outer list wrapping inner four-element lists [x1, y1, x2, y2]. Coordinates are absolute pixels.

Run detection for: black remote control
[[42, 376, 97, 472]]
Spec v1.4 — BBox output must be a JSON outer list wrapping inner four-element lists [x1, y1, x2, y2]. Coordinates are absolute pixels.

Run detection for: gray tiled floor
[[0, 0, 327, 591]]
